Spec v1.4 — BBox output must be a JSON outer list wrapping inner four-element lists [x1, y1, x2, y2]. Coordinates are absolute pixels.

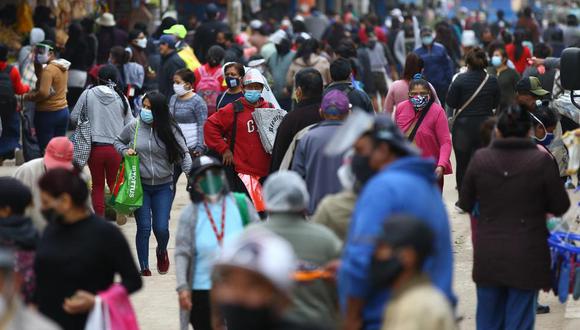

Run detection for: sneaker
[[536, 304, 550, 314], [141, 269, 152, 277], [455, 202, 466, 214], [116, 213, 127, 226], [157, 249, 170, 274]]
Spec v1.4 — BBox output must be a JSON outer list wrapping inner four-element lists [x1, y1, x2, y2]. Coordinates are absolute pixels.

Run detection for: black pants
[[452, 115, 491, 193], [191, 290, 211, 330]]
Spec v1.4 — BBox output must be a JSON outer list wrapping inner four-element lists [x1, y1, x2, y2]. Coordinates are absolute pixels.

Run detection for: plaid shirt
[[20, 53, 37, 88]]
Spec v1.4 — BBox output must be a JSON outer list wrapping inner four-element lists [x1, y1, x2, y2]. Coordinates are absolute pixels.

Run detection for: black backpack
[[0, 65, 15, 114]]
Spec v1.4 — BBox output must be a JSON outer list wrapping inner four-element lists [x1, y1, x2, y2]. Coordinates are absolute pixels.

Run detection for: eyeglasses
[[409, 92, 429, 97]]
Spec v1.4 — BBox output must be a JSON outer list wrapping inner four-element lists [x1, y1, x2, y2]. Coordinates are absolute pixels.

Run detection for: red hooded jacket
[[204, 97, 273, 177]]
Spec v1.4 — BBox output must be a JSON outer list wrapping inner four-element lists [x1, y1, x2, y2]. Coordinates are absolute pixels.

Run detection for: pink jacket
[[395, 100, 452, 174], [384, 79, 440, 113]]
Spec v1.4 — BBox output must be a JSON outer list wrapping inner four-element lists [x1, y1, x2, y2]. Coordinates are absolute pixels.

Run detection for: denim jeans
[[134, 182, 173, 270], [476, 285, 537, 330], [34, 108, 69, 153]]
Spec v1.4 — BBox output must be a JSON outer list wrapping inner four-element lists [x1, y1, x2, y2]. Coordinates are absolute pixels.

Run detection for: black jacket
[[159, 50, 186, 98], [324, 81, 374, 113], [270, 97, 323, 172], [446, 69, 500, 117], [459, 138, 570, 289]]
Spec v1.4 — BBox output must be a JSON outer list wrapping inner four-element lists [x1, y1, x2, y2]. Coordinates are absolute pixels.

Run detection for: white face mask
[[136, 38, 147, 49], [173, 83, 191, 96], [36, 54, 49, 64]]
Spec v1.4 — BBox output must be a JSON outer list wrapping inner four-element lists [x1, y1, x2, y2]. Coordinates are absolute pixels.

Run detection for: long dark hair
[[403, 53, 425, 81], [294, 38, 319, 65], [97, 64, 129, 116], [513, 29, 526, 61], [143, 91, 185, 163]]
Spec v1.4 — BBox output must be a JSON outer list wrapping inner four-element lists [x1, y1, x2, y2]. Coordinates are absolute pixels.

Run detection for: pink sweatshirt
[[384, 79, 441, 113], [395, 100, 453, 174]]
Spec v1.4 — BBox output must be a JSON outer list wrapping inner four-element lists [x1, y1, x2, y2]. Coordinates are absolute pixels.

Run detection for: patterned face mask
[[410, 95, 430, 110]]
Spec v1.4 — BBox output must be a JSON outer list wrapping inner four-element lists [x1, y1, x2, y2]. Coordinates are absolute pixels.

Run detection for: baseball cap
[[188, 156, 223, 179], [263, 171, 309, 213], [371, 115, 419, 156], [377, 215, 434, 263], [516, 76, 550, 96], [214, 227, 297, 294], [163, 24, 187, 39], [159, 34, 177, 49], [0, 177, 32, 214], [321, 90, 350, 116], [44, 137, 74, 170]]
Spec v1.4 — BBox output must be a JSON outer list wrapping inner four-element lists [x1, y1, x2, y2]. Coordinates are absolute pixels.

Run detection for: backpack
[[0, 65, 15, 114], [197, 66, 222, 116]]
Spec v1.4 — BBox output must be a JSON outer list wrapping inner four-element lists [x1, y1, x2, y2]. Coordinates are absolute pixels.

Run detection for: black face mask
[[220, 304, 277, 330], [351, 154, 377, 187], [225, 76, 240, 89], [41, 208, 66, 224], [370, 256, 404, 289]]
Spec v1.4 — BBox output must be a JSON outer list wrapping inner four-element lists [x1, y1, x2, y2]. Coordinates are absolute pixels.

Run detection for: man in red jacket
[[204, 69, 273, 195]]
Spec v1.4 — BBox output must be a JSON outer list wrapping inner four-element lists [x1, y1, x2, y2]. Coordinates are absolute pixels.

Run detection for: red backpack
[[197, 66, 222, 116]]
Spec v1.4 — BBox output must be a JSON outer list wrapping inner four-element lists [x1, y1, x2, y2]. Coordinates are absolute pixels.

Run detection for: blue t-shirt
[[193, 195, 244, 290]]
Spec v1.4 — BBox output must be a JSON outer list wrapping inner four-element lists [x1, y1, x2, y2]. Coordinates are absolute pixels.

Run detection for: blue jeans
[[134, 182, 173, 270], [34, 108, 69, 153], [476, 285, 538, 330]]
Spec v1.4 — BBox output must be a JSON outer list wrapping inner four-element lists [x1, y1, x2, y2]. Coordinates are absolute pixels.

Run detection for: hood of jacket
[[294, 54, 323, 67], [0, 216, 38, 250], [50, 58, 71, 71], [384, 156, 437, 183], [90, 85, 121, 106]]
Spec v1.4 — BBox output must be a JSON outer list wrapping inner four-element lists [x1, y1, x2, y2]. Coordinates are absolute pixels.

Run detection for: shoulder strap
[[230, 100, 244, 155], [406, 102, 433, 142], [232, 192, 250, 226], [217, 93, 227, 110], [198, 65, 206, 77], [452, 74, 489, 121], [132, 120, 140, 149], [1, 65, 12, 74]]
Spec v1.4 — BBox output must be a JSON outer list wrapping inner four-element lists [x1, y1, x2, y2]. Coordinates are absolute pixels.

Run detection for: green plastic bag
[[110, 121, 143, 214]]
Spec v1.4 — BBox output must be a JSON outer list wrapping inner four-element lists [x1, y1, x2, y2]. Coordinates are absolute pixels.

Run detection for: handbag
[[448, 74, 489, 130], [110, 121, 143, 214], [252, 107, 287, 154], [71, 92, 92, 168]]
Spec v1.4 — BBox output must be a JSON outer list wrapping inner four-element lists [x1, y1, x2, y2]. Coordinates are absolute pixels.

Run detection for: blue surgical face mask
[[244, 90, 261, 103], [491, 56, 503, 67], [539, 132, 555, 146], [421, 35, 434, 46], [140, 108, 154, 124]]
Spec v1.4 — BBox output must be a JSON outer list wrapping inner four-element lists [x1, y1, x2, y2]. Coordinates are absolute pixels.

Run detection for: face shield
[[196, 168, 227, 202]]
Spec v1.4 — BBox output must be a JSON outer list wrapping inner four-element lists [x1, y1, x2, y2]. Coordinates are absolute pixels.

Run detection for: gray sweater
[[71, 86, 134, 145], [114, 119, 192, 185]]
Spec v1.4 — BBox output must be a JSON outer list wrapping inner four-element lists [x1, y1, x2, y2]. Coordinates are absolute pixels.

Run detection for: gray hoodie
[[71, 86, 134, 145], [114, 119, 192, 185]]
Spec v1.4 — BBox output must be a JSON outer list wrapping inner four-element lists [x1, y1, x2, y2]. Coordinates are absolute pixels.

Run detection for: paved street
[[1, 158, 579, 329]]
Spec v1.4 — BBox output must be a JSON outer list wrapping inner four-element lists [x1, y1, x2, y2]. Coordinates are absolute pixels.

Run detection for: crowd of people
[[0, 2, 579, 330]]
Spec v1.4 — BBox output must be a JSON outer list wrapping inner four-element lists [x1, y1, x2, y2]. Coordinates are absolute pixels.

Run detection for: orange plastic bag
[[237, 173, 265, 212], [16, 1, 33, 34]]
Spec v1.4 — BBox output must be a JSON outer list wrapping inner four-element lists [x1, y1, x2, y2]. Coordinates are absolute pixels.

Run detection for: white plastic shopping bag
[[85, 296, 108, 330]]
